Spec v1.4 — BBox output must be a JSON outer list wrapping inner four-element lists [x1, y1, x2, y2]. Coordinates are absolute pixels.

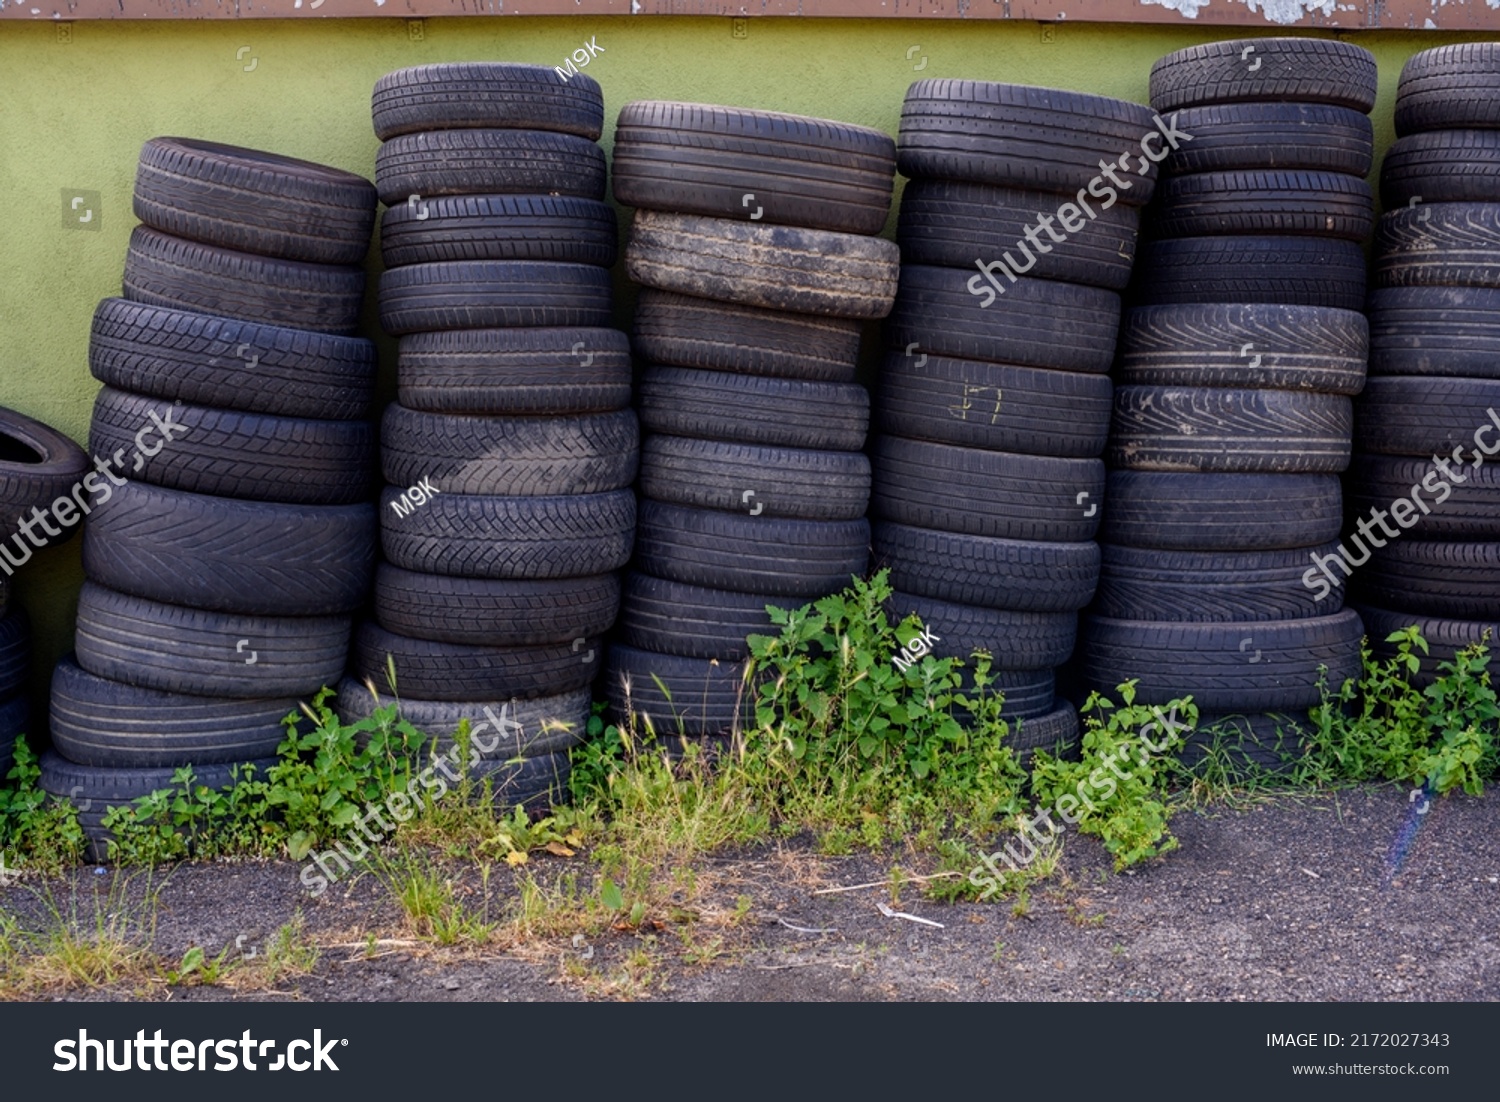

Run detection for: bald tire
[[397, 327, 632, 415], [335, 677, 589, 758], [639, 367, 868, 451], [352, 621, 600, 702], [373, 564, 620, 647], [49, 655, 295, 768], [871, 521, 1099, 613], [632, 499, 868, 599], [624, 211, 901, 320], [638, 435, 870, 521], [871, 435, 1104, 543], [886, 265, 1121, 375], [631, 288, 861, 382], [1082, 610, 1365, 712], [604, 644, 749, 738], [1102, 471, 1343, 551], [877, 352, 1113, 458], [73, 582, 351, 697]]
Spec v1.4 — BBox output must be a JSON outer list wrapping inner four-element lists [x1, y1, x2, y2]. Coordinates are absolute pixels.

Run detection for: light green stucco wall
[[0, 17, 1489, 716]]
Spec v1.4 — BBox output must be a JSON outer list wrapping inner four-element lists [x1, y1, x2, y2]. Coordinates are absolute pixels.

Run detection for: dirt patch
[[2, 784, 1496, 1002]]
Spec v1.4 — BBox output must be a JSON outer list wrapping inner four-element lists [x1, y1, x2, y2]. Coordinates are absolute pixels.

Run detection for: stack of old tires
[[44, 137, 380, 857], [1081, 39, 1377, 768], [347, 63, 632, 808], [870, 79, 1159, 763], [1353, 44, 1500, 684], [603, 101, 900, 744], [0, 409, 92, 778]]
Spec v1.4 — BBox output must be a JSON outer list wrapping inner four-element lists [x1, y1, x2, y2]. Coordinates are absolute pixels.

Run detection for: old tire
[[1082, 609, 1365, 711], [73, 582, 351, 697], [1116, 302, 1368, 395], [133, 136, 376, 265], [122, 227, 364, 336], [633, 499, 868, 599], [374, 129, 606, 207], [49, 655, 294, 768], [88, 386, 375, 506], [82, 480, 376, 616], [1102, 471, 1343, 551], [89, 298, 376, 421], [886, 265, 1121, 375], [871, 435, 1104, 542], [638, 435, 870, 521], [373, 564, 620, 647], [624, 211, 900, 320], [631, 289, 861, 382], [371, 62, 604, 142], [381, 406, 638, 496], [381, 488, 635, 580], [378, 261, 612, 336], [397, 327, 632, 415], [611, 100, 896, 236]]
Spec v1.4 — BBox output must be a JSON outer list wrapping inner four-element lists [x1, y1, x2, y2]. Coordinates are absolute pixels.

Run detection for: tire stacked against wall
[[1353, 44, 1500, 683], [871, 79, 1159, 764], [45, 138, 381, 857], [0, 409, 92, 777], [1082, 39, 1378, 768], [605, 101, 901, 744], [348, 64, 632, 808]]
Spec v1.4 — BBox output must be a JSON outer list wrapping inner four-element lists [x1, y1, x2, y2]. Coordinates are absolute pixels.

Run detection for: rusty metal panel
[[4, 0, 1500, 29]]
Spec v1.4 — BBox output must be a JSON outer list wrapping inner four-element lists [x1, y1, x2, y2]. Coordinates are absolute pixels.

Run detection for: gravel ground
[[1, 784, 1495, 1002]]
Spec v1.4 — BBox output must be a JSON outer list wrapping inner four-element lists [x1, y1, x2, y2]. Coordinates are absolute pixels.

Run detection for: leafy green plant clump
[[1302, 627, 1498, 796]]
